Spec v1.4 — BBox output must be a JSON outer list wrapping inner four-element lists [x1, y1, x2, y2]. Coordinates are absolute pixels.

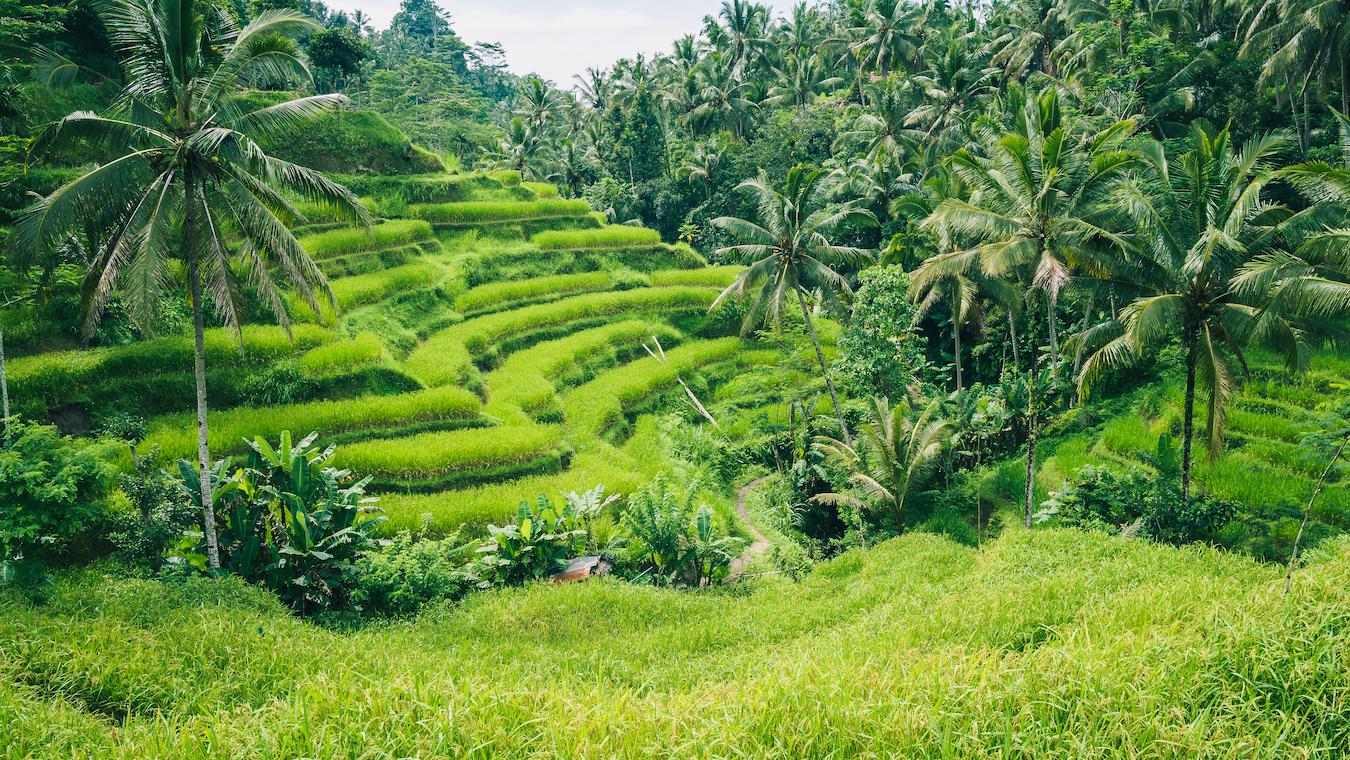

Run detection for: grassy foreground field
[[2, 528, 1347, 758]]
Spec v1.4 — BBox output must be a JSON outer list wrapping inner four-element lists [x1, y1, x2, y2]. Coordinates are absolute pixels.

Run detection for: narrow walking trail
[[729, 476, 772, 579]]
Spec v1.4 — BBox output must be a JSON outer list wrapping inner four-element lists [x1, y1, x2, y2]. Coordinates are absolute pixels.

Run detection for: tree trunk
[[1181, 323, 1198, 503], [1045, 291, 1060, 371], [953, 319, 963, 392], [1285, 435, 1349, 594], [797, 289, 852, 447], [1023, 382, 1038, 529], [1074, 294, 1094, 376], [1008, 311, 1020, 374], [185, 181, 222, 570], [0, 312, 9, 434]]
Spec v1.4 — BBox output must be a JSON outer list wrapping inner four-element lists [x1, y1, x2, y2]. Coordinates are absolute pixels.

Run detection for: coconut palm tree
[[811, 395, 953, 534], [847, 0, 924, 76], [483, 117, 549, 179], [1240, 0, 1350, 115], [921, 89, 1139, 372], [1078, 123, 1350, 500], [574, 67, 613, 112], [11, 0, 370, 567], [712, 165, 877, 445]]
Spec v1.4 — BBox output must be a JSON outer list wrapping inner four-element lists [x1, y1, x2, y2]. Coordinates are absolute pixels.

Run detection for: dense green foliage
[[2, 0, 1350, 754]]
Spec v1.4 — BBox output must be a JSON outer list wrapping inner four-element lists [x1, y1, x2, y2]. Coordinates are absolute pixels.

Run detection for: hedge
[[532, 225, 662, 250], [405, 287, 720, 387], [410, 199, 590, 225], [142, 385, 480, 460], [298, 220, 434, 259]]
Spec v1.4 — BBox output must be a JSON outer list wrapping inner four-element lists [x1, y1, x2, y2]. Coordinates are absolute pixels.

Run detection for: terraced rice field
[[37, 172, 752, 538]]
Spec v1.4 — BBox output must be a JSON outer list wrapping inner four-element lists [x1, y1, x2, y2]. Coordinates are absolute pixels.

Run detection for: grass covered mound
[[2, 529, 1347, 757]]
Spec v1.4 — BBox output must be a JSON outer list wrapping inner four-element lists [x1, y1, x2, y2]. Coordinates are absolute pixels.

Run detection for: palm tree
[[515, 76, 559, 130], [679, 141, 725, 201], [712, 166, 877, 445], [11, 0, 370, 568], [1078, 123, 1350, 500], [718, 0, 770, 74], [484, 117, 549, 179], [921, 89, 1139, 372], [692, 56, 758, 137], [764, 54, 844, 110], [574, 67, 613, 112], [1240, 0, 1350, 115], [812, 395, 953, 534], [847, 0, 924, 76]]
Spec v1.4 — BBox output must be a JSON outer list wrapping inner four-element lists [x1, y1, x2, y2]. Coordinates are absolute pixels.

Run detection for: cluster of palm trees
[[713, 86, 1347, 529]]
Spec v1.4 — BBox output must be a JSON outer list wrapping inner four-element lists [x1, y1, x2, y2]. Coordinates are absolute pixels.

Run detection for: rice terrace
[[1, 0, 1349, 756]]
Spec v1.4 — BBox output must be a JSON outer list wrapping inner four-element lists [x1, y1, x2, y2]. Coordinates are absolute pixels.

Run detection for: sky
[[332, 1, 731, 86]]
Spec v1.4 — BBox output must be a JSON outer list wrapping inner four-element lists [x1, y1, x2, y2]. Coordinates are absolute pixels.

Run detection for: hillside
[[3, 529, 1348, 757]]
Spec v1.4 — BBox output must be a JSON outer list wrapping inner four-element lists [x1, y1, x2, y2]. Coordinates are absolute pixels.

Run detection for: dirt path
[[729, 476, 772, 579]]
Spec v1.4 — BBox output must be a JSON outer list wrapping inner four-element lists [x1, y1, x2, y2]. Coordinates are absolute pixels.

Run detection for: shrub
[[454, 272, 614, 315], [836, 265, 927, 400], [106, 447, 198, 571], [144, 385, 481, 459], [179, 432, 387, 615], [297, 220, 434, 259], [236, 360, 318, 407], [411, 199, 590, 225], [474, 487, 617, 586], [353, 531, 475, 617], [620, 477, 742, 587], [533, 225, 662, 250], [1037, 464, 1236, 546], [0, 422, 114, 592]]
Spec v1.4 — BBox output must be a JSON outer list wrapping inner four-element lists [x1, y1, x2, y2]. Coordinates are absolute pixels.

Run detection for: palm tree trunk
[[1181, 323, 1198, 503], [953, 319, 963, 392], [1074, 294, 1094, 376], [1008, 311, 1020, 373], [1045, 292, 1059, 370], [185, 184, 222, 570], [797, 289, 852, 447], [1023, 382, 1037, 529], [0, 312, 9, 434]]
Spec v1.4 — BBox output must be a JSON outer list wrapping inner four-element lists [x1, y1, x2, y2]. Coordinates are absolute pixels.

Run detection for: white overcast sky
[[332, 1, 733, 86]]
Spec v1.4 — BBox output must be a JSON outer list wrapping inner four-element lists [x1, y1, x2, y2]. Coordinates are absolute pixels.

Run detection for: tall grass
[[564, 337, 742, 437], [649, 265, 741, 288], [411, 199, 590, 225], [298, 220, 434, 259], [299, 332, 386, 375], [454, 272, 613, 315], [405, 287, 719, 387], [330, 424, 563, 480], [379, 449, 646, 535], [292, 262, 441, 322], [533, 225, 661, 250], [487, 320, 683, 415], [3, 530, 1347, 757], [8, 325, 332, 401], [142, 385, 480, 459], [521, 181, 559, 198]]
